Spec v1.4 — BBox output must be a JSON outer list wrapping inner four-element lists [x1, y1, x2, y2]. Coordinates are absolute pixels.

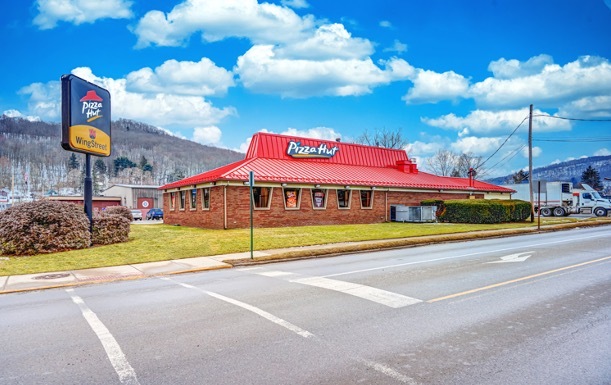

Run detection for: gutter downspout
[[385, 191, 388, 222], [223, 185, 227, 229]]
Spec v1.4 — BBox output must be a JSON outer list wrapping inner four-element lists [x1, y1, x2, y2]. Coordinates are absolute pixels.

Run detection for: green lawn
[[0, 217, 607, 276]]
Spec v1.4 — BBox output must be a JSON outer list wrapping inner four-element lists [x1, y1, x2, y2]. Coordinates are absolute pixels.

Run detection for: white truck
[[506, 181, 611, 217]]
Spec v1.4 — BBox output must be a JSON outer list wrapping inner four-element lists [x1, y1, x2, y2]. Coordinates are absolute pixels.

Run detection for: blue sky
[[1, 0, 611, 178]]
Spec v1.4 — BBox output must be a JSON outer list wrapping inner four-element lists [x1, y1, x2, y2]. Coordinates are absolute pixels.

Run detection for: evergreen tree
[[113, 156, 136, 176], [581, 165, 603, 190], [68, 153, 80, 170], [511, 170, 529, 183], [94, 159, 107, 175], [139, 155, 153, 172]]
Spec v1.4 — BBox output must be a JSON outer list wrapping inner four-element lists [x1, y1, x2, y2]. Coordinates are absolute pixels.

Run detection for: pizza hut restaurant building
[[160, 132, 513, 229]]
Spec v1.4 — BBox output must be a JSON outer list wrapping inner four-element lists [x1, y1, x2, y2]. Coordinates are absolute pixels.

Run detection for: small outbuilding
[[160, 132, 514, 229]]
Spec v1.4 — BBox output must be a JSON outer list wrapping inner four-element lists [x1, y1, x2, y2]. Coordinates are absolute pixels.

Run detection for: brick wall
[[163, 186, 480, 229]]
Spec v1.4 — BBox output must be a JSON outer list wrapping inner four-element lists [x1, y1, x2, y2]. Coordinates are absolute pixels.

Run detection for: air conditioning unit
[[390, 205, 436, 222]]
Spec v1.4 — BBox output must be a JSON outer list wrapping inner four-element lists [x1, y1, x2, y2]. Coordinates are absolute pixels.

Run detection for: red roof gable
[[161, 132, 514, 193]]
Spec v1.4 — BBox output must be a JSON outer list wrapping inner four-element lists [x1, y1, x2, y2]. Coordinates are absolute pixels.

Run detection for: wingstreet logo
[[287, 141, 339, 158]]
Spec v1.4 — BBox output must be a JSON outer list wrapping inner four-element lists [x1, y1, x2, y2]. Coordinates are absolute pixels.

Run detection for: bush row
[[421, 199, 531, 224], [0, 201, 132, 256]]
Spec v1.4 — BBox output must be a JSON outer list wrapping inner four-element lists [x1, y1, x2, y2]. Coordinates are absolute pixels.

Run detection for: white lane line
[[323, 233, 609, 278], [161, 280, 418, 383], [360, 359, 420, 385], [289, 276, 421, 308], [66, 289, 140, 385], [161, 278, 314, 339]]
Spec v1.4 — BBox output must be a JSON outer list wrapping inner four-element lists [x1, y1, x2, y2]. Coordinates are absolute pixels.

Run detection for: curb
[[2, 220, 610, 294]]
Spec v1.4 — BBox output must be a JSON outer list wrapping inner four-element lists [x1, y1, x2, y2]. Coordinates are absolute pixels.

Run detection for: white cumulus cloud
[[126, 57, 234, 97], [281, 0, 309, 9], [192, 126, 223, 146], [470, 55, 611, 109], [275, 24, 374, 60], [422, 108, 572, 134], [488, 54, 554, 79], [18, 67, 235, 127], [594, 148, 611, 156], [403, 69, 470, 104], [133, 0, 314, 48], [235, 45, 413, 97], [33, 0, 133, 29]]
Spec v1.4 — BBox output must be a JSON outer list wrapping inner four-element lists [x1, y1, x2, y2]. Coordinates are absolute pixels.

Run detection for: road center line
[[323, 233, 609, 278], [160, 277, 314, 339], [427, 255, 611, 303], [66, 289, 140, 385]]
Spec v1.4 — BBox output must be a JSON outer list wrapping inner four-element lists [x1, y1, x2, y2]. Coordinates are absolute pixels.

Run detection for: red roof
[[161, 132, 513, 193]]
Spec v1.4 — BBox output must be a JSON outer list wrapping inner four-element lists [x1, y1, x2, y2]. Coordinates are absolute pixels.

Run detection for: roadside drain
[[33, 273, 71, 280]]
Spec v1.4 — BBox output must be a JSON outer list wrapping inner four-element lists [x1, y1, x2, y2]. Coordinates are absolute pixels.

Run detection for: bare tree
[[454, 152, 483, 177], [355, 128, 408, 149], [426, 149, 457, 176]]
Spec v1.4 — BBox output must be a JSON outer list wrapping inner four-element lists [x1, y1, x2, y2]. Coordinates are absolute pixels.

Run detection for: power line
[[533, 114, 611, 122], [534, 137, 611, 142], [477, 144, 527, 179], [478, 115, 529, 169]]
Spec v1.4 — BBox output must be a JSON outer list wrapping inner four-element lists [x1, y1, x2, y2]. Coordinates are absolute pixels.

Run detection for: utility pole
[[528, 104, 534, 222]]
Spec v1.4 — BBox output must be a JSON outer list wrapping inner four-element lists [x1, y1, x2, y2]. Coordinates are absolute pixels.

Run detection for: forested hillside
[[0, 115, 243, 197]]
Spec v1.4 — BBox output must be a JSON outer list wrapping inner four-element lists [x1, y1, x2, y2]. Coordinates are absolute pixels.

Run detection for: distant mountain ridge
[[486, 155, 611, 186]]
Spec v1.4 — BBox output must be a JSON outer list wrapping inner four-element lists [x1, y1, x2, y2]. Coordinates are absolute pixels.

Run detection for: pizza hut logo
[[89, 128, 97, 140], [80, 90, 104, 123]]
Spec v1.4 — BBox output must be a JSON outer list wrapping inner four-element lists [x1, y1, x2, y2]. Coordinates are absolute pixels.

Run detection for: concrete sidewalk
[[2, 220, 609, 294], [0, 250, 279, 294]]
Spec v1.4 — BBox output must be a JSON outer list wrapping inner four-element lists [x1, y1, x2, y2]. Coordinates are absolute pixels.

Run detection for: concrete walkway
[[2, 220, 610, 294]]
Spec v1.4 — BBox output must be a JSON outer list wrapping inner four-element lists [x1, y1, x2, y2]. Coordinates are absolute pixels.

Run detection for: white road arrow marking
[[488, 251, 533, 264]]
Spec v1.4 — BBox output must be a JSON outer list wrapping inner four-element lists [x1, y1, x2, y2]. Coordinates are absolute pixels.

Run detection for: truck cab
[[573, 187, 611, 216]]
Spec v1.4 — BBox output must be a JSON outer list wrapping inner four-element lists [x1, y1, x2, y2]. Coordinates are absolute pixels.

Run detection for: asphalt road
[[1, 226, 610, 385]]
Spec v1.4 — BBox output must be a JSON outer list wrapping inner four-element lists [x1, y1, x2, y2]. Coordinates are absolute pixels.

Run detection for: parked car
[[130, 209, 143, 221], [146, 208, 164, 220]]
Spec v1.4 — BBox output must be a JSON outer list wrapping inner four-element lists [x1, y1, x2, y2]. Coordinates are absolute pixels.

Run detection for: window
[[201, 188, 210, 210], [337, 189, 351, 209], [179, 190, 186, 210], [311, 189, 327, 209], [283, 188, 301, 209], [170, 192, 176, 210], [190, 189, 197, 210], [360, 190, 373, 209], [252, 187, 272, 209]]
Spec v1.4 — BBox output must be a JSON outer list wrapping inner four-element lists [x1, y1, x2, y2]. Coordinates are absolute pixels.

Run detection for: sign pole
[[84, 154, 93, 241], [249, 171, 254, 260]]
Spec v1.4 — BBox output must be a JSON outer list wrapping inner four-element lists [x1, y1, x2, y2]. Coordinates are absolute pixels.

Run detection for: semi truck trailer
[[506, 181, 611, 217]]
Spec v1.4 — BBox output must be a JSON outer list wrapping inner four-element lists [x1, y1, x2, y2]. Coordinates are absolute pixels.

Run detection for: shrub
[[102, 205, 133, 222], [427, 199, 531, 224], [0, 200, 90, 255], [92, 215, 130, 245]]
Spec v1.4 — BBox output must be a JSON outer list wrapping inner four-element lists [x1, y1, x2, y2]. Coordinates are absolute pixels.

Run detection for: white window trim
[[360, 190, 374, 209], [189, 189, 197, 211], [311, 189, 328, 210], [252, 187, 273, 210], [336, 189, 352, 209], [282, 188, 302, 210], [179, 190, 186, 211], [201, 187, 211, 210], [169, 192, 176, 211]]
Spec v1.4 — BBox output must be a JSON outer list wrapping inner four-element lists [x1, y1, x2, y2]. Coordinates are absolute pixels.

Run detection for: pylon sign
[[61, 74, 111, 157]]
